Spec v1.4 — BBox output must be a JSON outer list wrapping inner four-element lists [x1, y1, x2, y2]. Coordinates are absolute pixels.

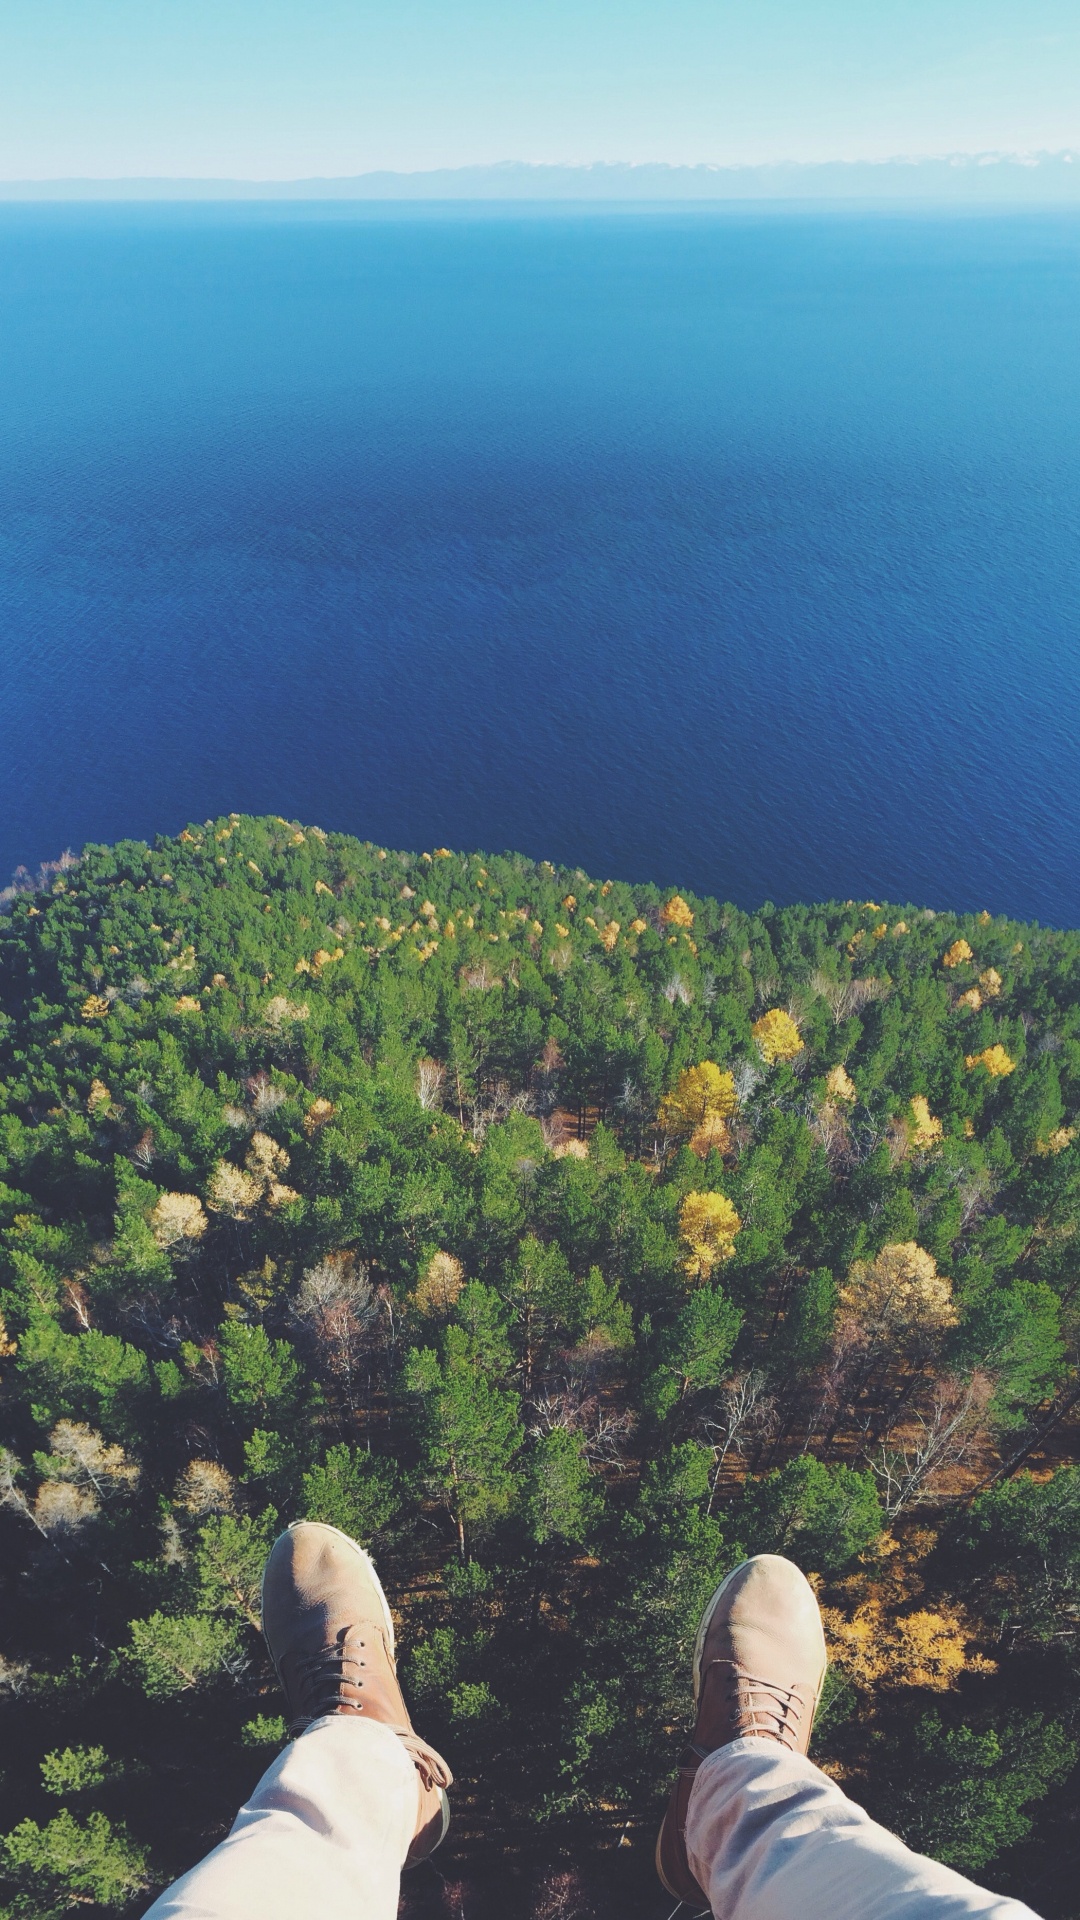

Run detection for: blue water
[[2, 203, 1080, 922]]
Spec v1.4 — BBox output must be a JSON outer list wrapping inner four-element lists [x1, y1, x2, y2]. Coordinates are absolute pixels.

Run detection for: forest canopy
[[1, 818, 1079, 1917]]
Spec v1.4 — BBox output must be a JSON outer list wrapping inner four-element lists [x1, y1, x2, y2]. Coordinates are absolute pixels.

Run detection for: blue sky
[[2, 0, 1079, 179]]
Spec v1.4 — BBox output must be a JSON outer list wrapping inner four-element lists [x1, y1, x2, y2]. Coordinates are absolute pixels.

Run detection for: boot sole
[[405, 1788, 451, 1871], [654, 1815, 709, 1910], [655, 1562, 753, 1906]]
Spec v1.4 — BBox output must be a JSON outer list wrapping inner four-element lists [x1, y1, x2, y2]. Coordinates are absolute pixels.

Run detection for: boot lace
[[700, 1659, 807, 1752], [287, 1629, 371, 1731], [393, 1726, 454, 1792], [286, 1629, 454, 1788]]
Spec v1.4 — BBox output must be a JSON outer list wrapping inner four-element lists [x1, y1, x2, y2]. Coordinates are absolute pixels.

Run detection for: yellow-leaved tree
[[752, 1008, 803, 1064], [208, 1132, 299, 1218], [552, 1138, 589, 1161], [822, 1599, 993, 1692], [965, 1044, 1017, 1078], [679, 1191, 741, 1278], [908, 1096, 943, 1151], [825, 1064, 857, 1103], [246, 1131, 300, 1207], [207, 1161, 262, 1219], [1036, 1127, 1076, 1157], [414, 1251, 466, 1318], [942, 939, 974, 969], [838, 1242, 957, 1352], [303, 1097, 335, 1137], [688, 1114, 734, 1158], [660, 894, 694, 928], [87, 1078, 113, 1115], [658, 1062, 737, 1145]]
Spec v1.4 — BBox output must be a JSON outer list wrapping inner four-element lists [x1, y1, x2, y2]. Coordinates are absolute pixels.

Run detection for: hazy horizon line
[[4, 151, 1080, 202]]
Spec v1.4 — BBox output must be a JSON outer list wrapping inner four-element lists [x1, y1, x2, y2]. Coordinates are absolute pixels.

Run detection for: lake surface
[[2, 203, 1080, 923]]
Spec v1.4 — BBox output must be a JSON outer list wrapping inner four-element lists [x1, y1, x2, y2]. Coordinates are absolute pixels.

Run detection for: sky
[[1, 0, 1079, 180]]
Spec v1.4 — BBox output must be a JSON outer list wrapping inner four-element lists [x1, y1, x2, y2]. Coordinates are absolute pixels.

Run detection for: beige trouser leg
[[142, 1717, 417, 1920], [685, 1737, 1042, 1920]]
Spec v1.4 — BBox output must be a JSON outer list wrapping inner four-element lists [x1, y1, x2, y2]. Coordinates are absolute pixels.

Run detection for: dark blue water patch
[[1, 204, 1079, 921]]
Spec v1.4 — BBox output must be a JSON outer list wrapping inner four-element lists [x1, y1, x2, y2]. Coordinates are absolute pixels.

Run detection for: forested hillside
[[1, 817, 1079, 1919]]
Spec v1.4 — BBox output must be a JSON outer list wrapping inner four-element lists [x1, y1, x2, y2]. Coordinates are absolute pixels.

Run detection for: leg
[[686, 1736, 1041, 1920], [656, 1557, 1043, 1920], [144, 1523, 451, 1920], [144, 1716, 417, 1920]]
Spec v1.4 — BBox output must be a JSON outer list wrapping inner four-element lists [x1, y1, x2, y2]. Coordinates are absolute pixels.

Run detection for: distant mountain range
[[3, 155, 1080, 202]]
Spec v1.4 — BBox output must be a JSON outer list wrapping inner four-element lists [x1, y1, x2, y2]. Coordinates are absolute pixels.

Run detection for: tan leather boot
[[655, 1555, 828, 1906], [260, 1520, 452, 1868]]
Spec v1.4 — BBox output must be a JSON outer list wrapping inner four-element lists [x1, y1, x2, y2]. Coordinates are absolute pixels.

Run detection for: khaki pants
[[143, 1719, 417, 1920], [685, 1739, 1041, 1920], [143, 1719, 1042, 1920]]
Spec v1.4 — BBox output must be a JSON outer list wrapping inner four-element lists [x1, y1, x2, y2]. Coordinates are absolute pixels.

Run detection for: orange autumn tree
[[942, 938, 974, 969], [660, 894, 694, 929]]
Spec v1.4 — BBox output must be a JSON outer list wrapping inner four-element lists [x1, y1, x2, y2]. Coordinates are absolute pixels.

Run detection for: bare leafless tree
[[809, 1099, 853, 1169], [732, 1060, 763, 1106], [868, 1372, 994, 1514], [796, 1317, 867, 1453], [131, 1128, 155, 1170], [468, 1076, 534, 1144], [0, 1448, 75, 1565], [0, 1654, 30, 1695], [416, 1056, 445, 1111], [292, 1253, 379, 1414], [460, 962, 499, 992], [529, 1870, 595, 1920], [528, 1382, 635, 1470], [704, 1370, 777, 1510], [64, 1280, 92, 1330], [810, 970, 891, 1026], [247, 1072, 287, 1122]]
